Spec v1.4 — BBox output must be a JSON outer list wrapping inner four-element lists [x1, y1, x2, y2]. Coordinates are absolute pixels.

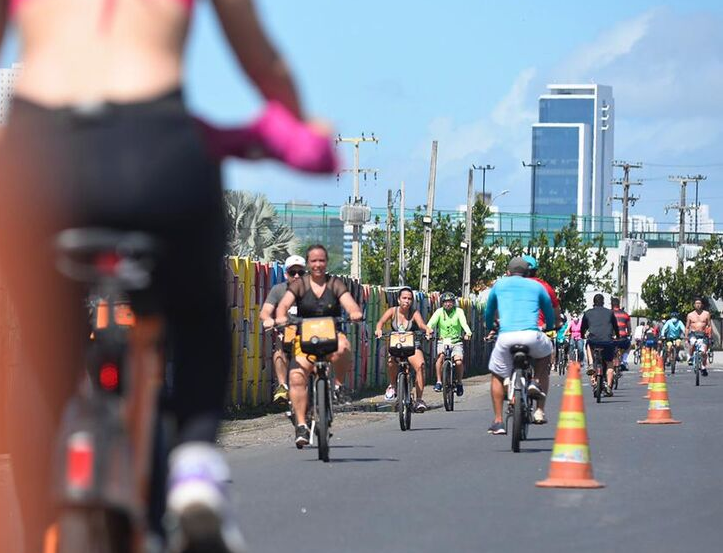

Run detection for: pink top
[[569, 318, 583, 340]]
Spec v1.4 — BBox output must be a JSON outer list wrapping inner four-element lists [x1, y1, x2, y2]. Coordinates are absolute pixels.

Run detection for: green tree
[[225, 190, 299, 261], [525, 220, 614, 313], [362, 207, 613, 307], [641, 235, 723, 318]]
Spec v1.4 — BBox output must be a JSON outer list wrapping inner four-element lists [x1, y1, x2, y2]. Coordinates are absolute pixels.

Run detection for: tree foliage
[[224, 190, 299, 262], [641, 235, 723, 318], [362, 204, 613, 312]]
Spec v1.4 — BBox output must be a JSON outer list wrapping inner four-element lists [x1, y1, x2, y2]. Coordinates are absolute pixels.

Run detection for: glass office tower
[[530, 84, 614, 232]]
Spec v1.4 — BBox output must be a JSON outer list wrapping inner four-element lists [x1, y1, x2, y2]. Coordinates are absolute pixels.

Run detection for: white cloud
[[555, 10, 656, 80]]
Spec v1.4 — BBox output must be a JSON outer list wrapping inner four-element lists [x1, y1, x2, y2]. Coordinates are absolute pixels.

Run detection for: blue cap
[[522, 254, 538, 270]]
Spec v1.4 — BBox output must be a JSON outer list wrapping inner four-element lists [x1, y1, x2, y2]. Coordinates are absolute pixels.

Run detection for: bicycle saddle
[[510, 345, 530, 355]]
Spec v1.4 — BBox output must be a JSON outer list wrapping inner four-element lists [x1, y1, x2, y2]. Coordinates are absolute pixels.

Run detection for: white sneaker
[[166, 442, 247, 553], [527, 381, 546, 399], [533, 408, 547, 424], [384, 384, 396, 400]]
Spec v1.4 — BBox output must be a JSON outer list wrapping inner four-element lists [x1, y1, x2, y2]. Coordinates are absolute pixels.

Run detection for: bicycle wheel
[[613, 368, 619, 390], [57, 508, 131, 553], [634, 349, 641, 365], [442, 360, 454, 411], [670, 349, 677, 374], [708, 350, 714, 364], [694, 353, 700, 387], [315, 378, 330, 462], [595, 367, 603, 404], [559, 352, 567, 376], [511, 389, 523, 452], [397, 371, 409, 431]]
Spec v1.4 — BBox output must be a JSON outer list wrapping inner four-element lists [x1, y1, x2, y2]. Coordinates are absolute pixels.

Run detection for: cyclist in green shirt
[[428, 292, 472, 396]]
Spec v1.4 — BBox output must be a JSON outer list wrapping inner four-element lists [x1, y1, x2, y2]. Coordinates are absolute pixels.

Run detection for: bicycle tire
[[442, 360, 454, 411], [559, 352, 567, 376], [708, 350, 714, 364], [613, 368, 619, 390], [596, 367, 603, 404], [670, 349, 676, 374], [315, 378, 330, 462], [511, 389, 523, 452], [522, 396, 533, 441], [694, 352, 700, 387], [397, 371, 409, 431], [57, 508, 131, 553]]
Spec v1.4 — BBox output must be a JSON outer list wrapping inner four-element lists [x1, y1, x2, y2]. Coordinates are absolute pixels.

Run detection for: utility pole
[[472, 164, 495, 203], [419, 141, 438, 293], [398, 181, 406, 286], [462, 169, 474, 297], [336, 133, 379, 280], [384, 189, 393, 288], [665, 174, 706, 271], [693, 178, 706, 242], [611, 160, 643, 310], [522, 160, 545, 234]]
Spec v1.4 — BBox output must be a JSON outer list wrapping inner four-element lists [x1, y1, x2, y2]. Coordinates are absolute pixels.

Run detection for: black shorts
[[0, 90, 228, 443]]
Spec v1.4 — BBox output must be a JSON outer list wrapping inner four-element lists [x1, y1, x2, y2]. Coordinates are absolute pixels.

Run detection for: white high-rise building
[[530, 84, 614, 232], [670, 203, 716, 234], [612, 211, 659, 233], [0, 63, 22, 125]]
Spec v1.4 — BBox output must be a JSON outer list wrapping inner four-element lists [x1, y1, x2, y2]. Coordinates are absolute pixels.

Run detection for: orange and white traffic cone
[[536, 361, 604, 489], [638, 365, 681, 424], [639, 348, 653, 385], [644, 355, 664, 399]]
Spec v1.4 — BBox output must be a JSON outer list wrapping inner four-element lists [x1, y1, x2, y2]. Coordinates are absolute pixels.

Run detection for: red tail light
[[99, 362, 120, 391], [95, 252, 121, 276], [66, 432, 94, 491]]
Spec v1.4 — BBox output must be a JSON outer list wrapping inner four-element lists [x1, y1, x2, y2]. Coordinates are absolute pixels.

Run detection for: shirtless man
[[686, 297, 712, 376]]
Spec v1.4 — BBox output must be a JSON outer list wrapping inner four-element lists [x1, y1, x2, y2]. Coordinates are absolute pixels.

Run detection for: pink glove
[[195, 102, 339, 174]]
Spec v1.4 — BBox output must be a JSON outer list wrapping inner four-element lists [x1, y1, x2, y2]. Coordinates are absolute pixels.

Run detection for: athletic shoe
[[166, 442, 247, 553], [487, 421, 506, 435], [688, 358, 694, 366], [701, 368, 709, 377], [414, 399, 427, 413], [620, 363, 629, 372], [433, 382, 443, 392], [384, 384, 396, 400], [295, 424, 310, 448], [273, 384, 289, 404], [586, 366, 596, 376], [527, 381, 546, 399], [532, 408, 547, 424], [456, 383, 464, 396], [334, 385, 352, 405], [604, 384, 613, 397]]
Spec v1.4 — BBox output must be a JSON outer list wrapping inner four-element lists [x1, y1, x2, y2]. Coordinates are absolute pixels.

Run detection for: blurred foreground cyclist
[[0, 1, 334, 551]]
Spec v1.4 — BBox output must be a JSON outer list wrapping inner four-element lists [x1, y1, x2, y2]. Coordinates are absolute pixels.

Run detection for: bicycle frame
[[48, 229, 166, 553]]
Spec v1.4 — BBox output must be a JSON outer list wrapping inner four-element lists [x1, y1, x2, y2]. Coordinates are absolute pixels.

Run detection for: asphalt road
[[225, 363, 723, 553]]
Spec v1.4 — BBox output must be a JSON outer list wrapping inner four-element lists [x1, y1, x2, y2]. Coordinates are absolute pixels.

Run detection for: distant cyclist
[[661, 311, 685, 364], [428, 292, 472, 396], [484, 257, 555, 434], [522, 255, 560, 415], [566, 312, 585, 364], [260, 255, 307, 404], [275, 244, 363, 447], [581, 294, 620, 397], [374, 286, 433, 412], [610, 298, 631, 371], [686, 297, 712, 376]]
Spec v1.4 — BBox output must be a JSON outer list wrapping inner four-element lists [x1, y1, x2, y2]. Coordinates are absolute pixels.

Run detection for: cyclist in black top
[[275, 244, 362, 447], [374, 286, 433, 412], [581, 294, 620, 396]]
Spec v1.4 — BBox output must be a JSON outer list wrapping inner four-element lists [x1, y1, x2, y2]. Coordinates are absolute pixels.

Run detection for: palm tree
[[224, 190, 299, 261]]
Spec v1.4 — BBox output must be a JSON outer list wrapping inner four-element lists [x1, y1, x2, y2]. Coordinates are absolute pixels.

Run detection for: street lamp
[[472, 164, 495, 203]]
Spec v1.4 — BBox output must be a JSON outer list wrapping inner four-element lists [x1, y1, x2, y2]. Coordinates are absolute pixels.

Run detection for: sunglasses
[[287, 268, 306, 277]]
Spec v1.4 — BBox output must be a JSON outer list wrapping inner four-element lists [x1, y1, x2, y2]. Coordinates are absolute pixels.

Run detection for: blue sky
[[4, 1, 723, 229]]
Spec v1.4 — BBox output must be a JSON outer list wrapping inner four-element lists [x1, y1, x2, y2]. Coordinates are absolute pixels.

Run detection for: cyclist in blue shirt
[[661, 312, 685, 366], [484, 257, 555, 434]]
